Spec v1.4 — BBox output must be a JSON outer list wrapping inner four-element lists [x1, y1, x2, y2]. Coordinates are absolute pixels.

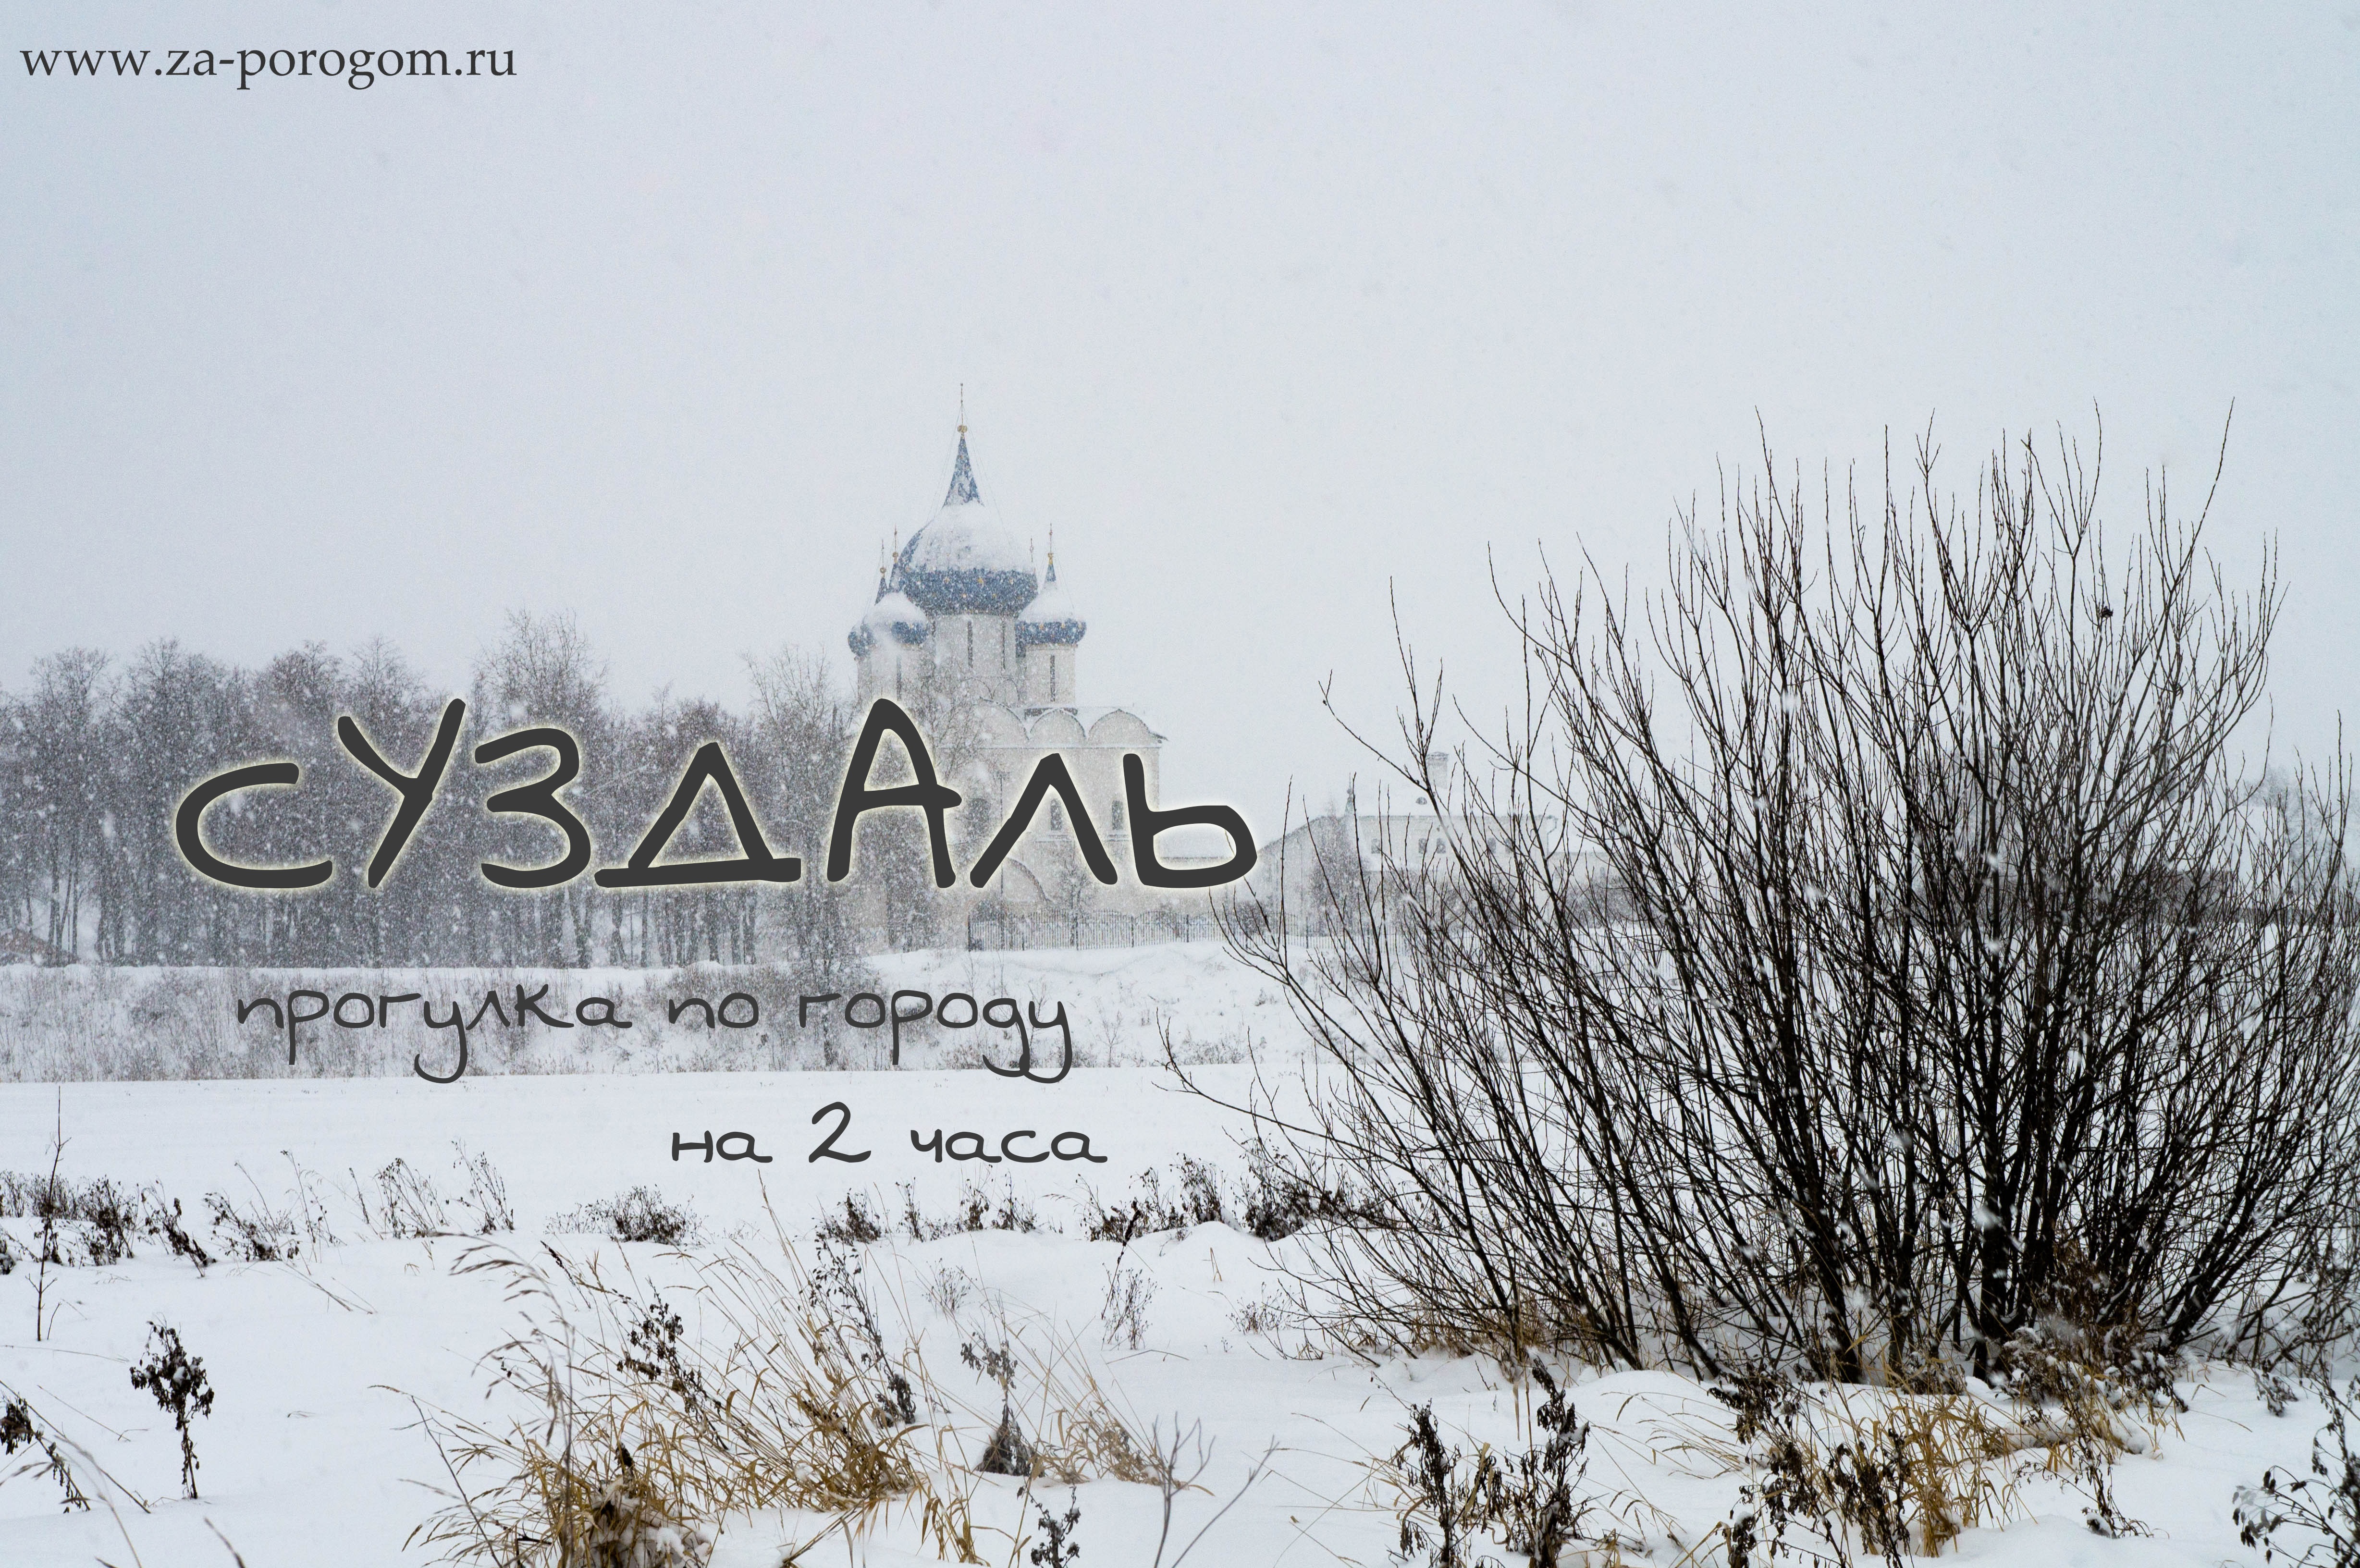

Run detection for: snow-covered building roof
[[1016, 555, 1086, 649], [847, 589, 930, 657], [893, 432, 1040, 618], [836, 416, 1235, 934]]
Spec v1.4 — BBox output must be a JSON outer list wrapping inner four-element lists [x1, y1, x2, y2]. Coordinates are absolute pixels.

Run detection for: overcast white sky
[[5, 2, 2356, 839]]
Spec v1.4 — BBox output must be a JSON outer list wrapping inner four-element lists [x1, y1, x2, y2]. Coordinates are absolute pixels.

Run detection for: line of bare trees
[[1226, 420, 2360, 1382], [0, 613, 904, 970]]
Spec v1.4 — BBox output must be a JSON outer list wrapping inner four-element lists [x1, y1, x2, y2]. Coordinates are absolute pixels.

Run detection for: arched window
[[1111, 797, 1125, 833], [1049, 799, 1065, 831], [967, 621, 975, 666]]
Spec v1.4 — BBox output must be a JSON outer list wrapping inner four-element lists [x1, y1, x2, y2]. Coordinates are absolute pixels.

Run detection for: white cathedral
[[847, 425, 1218, 933]]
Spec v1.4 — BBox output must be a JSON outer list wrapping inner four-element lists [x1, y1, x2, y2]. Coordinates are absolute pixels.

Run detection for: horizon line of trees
[[0, 613, 959, 970]]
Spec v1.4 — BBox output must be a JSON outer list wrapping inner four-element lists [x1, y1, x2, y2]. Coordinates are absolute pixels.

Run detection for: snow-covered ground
[[0, 949, 2348, 1566], [0, 943, 1307, 1080]]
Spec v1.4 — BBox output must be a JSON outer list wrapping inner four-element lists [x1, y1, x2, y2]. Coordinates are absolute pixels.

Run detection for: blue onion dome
[[849, 589, 929, 656], [893, 431, 1039, 618], [1017, 553, 1086, 648]]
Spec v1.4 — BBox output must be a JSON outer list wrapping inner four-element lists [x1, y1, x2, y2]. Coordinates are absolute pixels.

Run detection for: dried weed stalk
[[405, 1200, 1186, 1565], [404, 1220, 977, 1566]]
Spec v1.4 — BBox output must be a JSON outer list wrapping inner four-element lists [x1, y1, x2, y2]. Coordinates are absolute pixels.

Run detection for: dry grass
[[1000, 1332, 1171, 1488], [402, 1223, 979, 1565], [1632, 1348, 2181, 1564], [401, 1193, 1181, 1566]]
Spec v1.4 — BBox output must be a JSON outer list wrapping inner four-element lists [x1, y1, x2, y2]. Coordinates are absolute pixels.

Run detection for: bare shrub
[[1217, 419, 2360, 1384], [944, 1179, 1043, 1237], [25, 1120, 63, 1340], [1022, 1346, 1163, 1484], [1998, 1318, 2183, 1453], [2226, 1212, 2360, 1379], [943, 1307, 1170, 1488], [617, 1298, 709, 1417]]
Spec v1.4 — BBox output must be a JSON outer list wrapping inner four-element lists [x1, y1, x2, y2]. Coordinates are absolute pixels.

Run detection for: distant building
[[1250, 808, 1617, 931], [846, 425, 1229, 943]]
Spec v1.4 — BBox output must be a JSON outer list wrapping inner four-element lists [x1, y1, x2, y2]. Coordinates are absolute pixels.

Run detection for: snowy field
[[0, 943, 1306, 1081], [0, 949, 2347, 1567]]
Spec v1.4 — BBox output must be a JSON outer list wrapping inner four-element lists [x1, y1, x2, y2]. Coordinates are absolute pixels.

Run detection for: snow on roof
[[901, 500, 1034, 579], [1017, 576, 1086, 646], [965, 705, 1167, 746], [850, 590, 930, 654], [895, 433, 1039, 615], [1018, 578, 1082, 622]]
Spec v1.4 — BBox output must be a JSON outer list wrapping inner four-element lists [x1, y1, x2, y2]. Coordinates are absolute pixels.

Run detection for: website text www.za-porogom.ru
[[22, 48, 513, 90]]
